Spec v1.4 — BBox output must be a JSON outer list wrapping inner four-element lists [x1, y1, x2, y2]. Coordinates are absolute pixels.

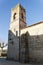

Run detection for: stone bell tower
[[7, 4, 26, 61]]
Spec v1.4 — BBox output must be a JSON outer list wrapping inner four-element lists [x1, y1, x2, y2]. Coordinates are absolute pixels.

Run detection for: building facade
[[7, 4, 43, 63]]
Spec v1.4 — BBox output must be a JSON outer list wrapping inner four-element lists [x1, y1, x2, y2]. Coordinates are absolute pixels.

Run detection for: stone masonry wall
[[21, 23, 43, 62], [28, 34, 43, 62], [20, 32, 43, 63]]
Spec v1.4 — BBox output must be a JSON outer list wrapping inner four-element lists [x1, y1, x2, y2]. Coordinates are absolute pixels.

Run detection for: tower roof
[[12, 4, 26, 12]]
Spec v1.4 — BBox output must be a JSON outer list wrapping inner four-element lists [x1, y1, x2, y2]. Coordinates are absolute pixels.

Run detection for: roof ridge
[[21, 21, 43, 30]]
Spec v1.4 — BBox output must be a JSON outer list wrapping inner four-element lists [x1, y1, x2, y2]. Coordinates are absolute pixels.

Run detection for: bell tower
[[19, 4, 26, 29], [10, 4, 20, 36], [10, 4, 26, 36], [7, 4, 26, 61], [10, 4, 26, 35]]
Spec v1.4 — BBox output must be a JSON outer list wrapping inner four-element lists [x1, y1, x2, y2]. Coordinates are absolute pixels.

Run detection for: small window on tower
[[16, 31, 18, 36], [21, 13, 23, 19], [13, 13, 16, 19]]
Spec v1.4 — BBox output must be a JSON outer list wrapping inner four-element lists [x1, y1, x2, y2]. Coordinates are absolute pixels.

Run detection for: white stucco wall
[[21, 22, 43, 36]]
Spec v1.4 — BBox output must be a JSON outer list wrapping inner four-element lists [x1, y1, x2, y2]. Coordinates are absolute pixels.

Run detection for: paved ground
[[0, 57, 43, 65], [0, 57, 29, 65]]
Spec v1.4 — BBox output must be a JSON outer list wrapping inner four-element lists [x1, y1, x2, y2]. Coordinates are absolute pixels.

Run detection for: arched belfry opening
[[13, 13, 16, 19]]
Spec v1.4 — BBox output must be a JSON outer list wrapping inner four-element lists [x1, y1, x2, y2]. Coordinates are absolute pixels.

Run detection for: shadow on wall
[[20, 32, 29, 63], [8, 30, 43, 63], [20, 31, 43, 63]]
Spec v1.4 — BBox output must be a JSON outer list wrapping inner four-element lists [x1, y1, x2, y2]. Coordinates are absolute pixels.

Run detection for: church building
[[7, 4, 43, 63]]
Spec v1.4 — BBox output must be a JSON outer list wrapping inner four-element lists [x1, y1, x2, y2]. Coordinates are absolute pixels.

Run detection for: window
[[9, 38, 11, 40], [16, 31, 18, 36], [21, 13, 23, 19], [13, 13, 16, 19]]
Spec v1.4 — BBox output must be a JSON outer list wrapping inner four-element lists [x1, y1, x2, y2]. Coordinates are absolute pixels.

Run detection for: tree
[[1, 42, 4, 52]]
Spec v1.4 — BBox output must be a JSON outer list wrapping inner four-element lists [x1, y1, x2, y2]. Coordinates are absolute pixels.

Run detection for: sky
[[0, 0, 43, 43]]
